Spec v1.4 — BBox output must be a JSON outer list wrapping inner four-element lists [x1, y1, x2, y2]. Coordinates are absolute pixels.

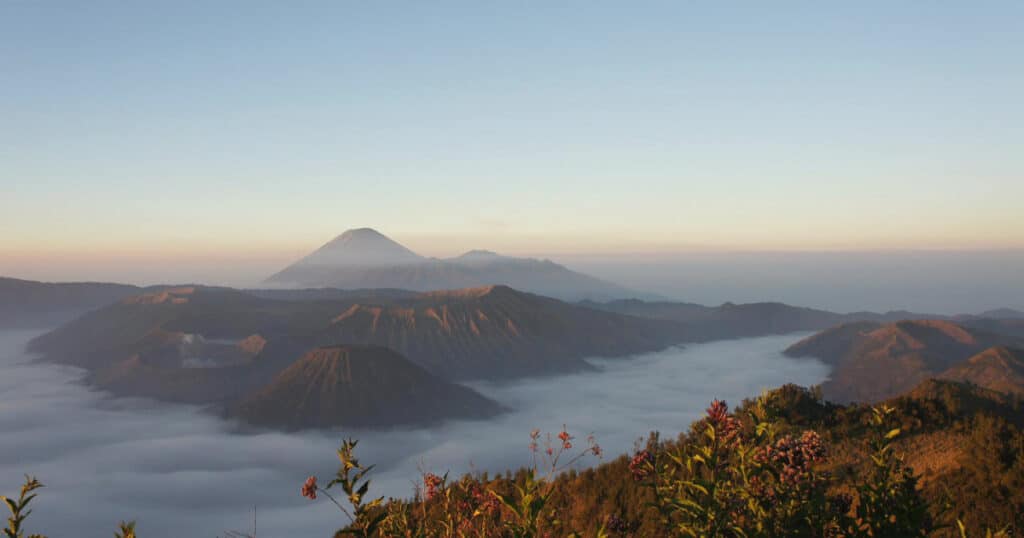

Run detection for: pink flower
[[705, 399, 742, 445], [423, 473, 444, 500], [301, 476, 317, 500], [629, 450, 654, 481]]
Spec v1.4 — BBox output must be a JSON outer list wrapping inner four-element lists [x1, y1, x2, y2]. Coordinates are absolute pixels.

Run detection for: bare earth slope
[[317, 285, 685, 379], [785, 320, 1024, 403], [939, 346, 1024, 396]]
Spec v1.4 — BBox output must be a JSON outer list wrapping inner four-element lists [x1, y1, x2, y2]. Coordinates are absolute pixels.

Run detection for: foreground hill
[[232, 345, 502, 430], [317, 285, 684, 379], [785, 320, 1024, 402], [0, 276, 142, 328], [265, 228, 637, 301], [314, 379, 1024, 537]]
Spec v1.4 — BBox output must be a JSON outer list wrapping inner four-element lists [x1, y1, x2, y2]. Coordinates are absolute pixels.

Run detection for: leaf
[[885, 428, 901, 440]]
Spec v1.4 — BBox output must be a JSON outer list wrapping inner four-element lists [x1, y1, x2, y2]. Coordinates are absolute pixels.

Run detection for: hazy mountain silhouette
[[0, 276, 142, 329], [265, 228, 637, 301], [581, 298, 943, 340]]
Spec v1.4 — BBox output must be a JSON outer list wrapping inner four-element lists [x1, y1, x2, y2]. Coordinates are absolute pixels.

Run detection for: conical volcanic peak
[[305, 228, 424, 267], [265, 227, 638, 301], [232, 345, 502, 429]]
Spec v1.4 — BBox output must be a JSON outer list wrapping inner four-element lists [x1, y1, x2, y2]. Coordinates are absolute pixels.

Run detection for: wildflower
[[301, 476, 317, 500], [592, 444, 602, 457], [423, 473, 444, 500], [529, 441, 538, 453], [629, 449, 654, 481], [705, 399, 742, 445], [530, 428, 541, 440], [756, 430, 827, 485]]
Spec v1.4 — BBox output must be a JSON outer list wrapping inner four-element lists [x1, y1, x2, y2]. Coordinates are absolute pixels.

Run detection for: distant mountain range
[[265, 228, 639, 301], [0, 277, 142, 329], [784, 319, 1024, 402], [25, 285, 688, 429], [7, 268, 1024, 430], [580, 299, 946, 341]]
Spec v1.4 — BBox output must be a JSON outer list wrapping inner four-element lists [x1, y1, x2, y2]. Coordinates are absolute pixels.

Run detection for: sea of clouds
[[0, 330, 829, 537]]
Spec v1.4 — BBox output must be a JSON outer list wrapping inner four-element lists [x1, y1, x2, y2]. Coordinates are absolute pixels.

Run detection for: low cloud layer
[[0, 330, 828, 537]]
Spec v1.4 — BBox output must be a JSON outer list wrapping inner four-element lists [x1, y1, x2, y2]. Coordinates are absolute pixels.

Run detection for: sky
[[1, 2, 1023, 296]]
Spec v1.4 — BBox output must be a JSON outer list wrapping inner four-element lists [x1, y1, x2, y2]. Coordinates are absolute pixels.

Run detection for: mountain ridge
[[264, 228, 638, 301]]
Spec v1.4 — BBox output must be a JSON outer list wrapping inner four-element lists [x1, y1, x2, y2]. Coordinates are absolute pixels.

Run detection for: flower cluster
[[629, 449, 654, 481], [705, 399, 742, 445], [423, 473, 444, 500], [558, 429, 573, 450], [301, 475, 317, 500], [755, 430, 827, 485]]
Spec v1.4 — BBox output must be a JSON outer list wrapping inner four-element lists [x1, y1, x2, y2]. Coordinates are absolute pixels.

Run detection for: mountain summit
[[285, 228, 424, 269], [265, 228, 638, 301]]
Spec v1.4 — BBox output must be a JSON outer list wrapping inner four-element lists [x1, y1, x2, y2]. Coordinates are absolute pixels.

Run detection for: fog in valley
[[0, 330, 828, 538]]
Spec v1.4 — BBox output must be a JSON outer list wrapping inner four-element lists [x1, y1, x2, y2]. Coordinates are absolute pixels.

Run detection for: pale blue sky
[[2, 2, 1022, 283]]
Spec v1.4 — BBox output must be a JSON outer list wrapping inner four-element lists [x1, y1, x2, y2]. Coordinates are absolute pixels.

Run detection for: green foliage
[[2, 476, 46, 538], [325, 439, 387, 538], [851, 405, 932, 537], [114, 521, 137, 538]]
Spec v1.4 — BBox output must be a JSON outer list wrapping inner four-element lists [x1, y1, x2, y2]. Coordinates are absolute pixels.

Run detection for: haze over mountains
[[6, 228, 1024, 432], [266, 228, 638, 301]]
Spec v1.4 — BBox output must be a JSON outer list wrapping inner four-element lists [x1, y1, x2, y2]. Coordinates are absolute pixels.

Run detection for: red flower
[[705, 399, 742, 445], [301, 476, 317, 500], [423, 473, 444, 500], [629, 450, 654, 481]]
